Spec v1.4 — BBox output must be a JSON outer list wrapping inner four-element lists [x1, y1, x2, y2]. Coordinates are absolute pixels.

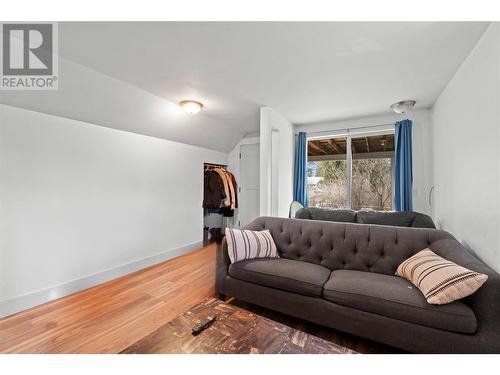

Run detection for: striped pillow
[[225, 228, 279, 263], [396, 249, 488, 305]]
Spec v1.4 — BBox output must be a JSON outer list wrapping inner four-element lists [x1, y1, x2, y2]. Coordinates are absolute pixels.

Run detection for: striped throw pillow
[[225, 228, 279, 263], [396, 249, 488, 305]]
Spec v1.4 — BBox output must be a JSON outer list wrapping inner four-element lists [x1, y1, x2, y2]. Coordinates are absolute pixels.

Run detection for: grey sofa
[[295, 207, 436, 229], [216, 217, 500, 353]]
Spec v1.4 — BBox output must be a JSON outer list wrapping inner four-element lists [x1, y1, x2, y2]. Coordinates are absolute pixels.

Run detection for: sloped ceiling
[[0, 22, 489, 152]]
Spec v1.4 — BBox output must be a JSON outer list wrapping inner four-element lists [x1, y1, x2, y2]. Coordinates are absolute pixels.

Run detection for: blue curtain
[[293, 132, 308, 207], [394, 119, 413, 211]]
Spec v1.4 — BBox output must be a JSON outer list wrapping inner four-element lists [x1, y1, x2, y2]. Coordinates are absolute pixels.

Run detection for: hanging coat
[[203, 170, 226, 208]]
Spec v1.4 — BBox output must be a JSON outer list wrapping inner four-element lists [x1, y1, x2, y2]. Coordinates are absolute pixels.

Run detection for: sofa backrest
[[295, 207, 356, 222], [244, 216, 455, 275], [295, 207, 435, 229], [356, 210, 435, 228]]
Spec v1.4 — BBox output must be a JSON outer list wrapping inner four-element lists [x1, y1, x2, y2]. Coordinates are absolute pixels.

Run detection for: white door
[[238, 143, 260, 227]]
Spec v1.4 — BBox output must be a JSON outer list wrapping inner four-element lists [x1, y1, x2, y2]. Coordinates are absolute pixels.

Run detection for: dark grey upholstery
[[216, 216, 500, 353], [245, 216, 449, 275], [229, 258, 330, 297], [323, 270, 477, 334], [295, 207, 436, 228], [295, 207, 356, 222]]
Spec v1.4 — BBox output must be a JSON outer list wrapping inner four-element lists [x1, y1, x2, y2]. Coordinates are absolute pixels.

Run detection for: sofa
[[216, 216, 500, 353], [295, 207, 436, 229]]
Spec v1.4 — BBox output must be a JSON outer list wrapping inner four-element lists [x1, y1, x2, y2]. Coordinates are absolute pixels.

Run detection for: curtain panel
[[293, 132, 308, 207], [394, 119, 413, 211]]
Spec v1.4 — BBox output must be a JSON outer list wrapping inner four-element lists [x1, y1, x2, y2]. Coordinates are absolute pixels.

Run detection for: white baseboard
[[0, 241, 203, 319]]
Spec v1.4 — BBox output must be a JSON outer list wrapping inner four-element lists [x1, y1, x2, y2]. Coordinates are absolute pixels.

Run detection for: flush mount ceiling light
[[390, 100, 416, 114], [180, 100, 203, 114]]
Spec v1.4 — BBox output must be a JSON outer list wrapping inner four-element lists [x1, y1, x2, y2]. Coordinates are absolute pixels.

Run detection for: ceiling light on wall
[[390, 100, 416, 114], [180, 100, 203, 114]]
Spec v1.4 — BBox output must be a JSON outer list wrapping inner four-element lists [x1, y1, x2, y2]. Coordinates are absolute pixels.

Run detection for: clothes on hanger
[[226, 172, 236, 210], [227, 172, 238, 209], [203, 170, 225, 208], [202, 166, 238, 217], [213, 168, 231, 207]]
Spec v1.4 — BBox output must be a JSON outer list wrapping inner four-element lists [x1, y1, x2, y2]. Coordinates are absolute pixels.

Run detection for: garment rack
[[203, 162, 232, 233], [204, 162, 227, 169]]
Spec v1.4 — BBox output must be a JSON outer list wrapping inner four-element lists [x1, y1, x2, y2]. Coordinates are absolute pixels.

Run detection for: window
[[307, 137, 348, 208], [307, 133, 394, 211]]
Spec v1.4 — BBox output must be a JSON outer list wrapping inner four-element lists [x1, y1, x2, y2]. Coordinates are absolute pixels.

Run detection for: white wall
[[296, 108, 433, 214], [0, 104, 227, 316], [259, 107, 294, 218], [431, 23, 500, 272]]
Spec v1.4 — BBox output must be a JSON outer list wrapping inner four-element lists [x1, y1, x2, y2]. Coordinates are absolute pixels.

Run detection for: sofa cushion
[[323, 270, 477, 333], [229, 258, 331, 297]]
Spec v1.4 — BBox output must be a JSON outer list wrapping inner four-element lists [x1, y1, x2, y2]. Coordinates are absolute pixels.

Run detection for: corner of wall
[[259, 106, 295, 218], [429, 22, 500, 272]]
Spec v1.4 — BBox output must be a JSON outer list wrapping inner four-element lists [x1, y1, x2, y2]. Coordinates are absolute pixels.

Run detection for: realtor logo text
[[1, 22, 58, 90]]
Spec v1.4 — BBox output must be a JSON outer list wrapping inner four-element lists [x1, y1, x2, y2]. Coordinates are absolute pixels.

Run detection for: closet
[[203, 163, 238, 246]]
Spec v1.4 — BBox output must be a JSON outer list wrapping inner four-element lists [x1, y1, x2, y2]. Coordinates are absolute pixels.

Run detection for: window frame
[[307, 128, 395, 211]]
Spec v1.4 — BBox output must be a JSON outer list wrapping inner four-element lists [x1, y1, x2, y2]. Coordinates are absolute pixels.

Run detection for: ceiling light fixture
[[390, 100, 416, 114], [180, 100, 203, 114]]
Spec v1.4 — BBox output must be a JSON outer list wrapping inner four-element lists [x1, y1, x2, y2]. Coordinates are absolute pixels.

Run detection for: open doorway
[[202, 163, 238, 246]]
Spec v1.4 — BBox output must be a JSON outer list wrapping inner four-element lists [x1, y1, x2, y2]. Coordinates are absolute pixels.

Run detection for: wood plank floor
[[0, 243, 400, 354], [0, 244, 217, 353]]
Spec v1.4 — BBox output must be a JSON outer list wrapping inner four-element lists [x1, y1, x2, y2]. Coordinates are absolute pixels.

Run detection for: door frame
[[235, 137, 260, 227]]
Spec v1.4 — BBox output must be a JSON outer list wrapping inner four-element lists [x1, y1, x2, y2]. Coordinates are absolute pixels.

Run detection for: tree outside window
[[307, 133, 394, 211]]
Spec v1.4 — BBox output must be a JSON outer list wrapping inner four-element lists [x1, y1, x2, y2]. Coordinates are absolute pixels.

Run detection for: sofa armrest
[[295, 208, 312, 219], [465, 271, 500, 352], [431, 238, 500, 352], [215, 237, 231, 295], [215, 221, 267, 295], [467, 270, 500, 320], [410, 212, 436, 228]]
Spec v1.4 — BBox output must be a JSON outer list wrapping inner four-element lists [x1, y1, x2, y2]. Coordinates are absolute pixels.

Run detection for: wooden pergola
[[308, 134, 395, 161]]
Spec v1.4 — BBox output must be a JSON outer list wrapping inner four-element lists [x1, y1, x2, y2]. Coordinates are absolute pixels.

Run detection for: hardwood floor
[[0, 242, 400, 354], [0, 244, 217, 353]]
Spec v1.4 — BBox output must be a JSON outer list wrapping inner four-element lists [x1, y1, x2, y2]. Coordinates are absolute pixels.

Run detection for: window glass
[[351, 135, 394, 210], [307, 134, 394, 211], [307, 137, 348, 208]]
